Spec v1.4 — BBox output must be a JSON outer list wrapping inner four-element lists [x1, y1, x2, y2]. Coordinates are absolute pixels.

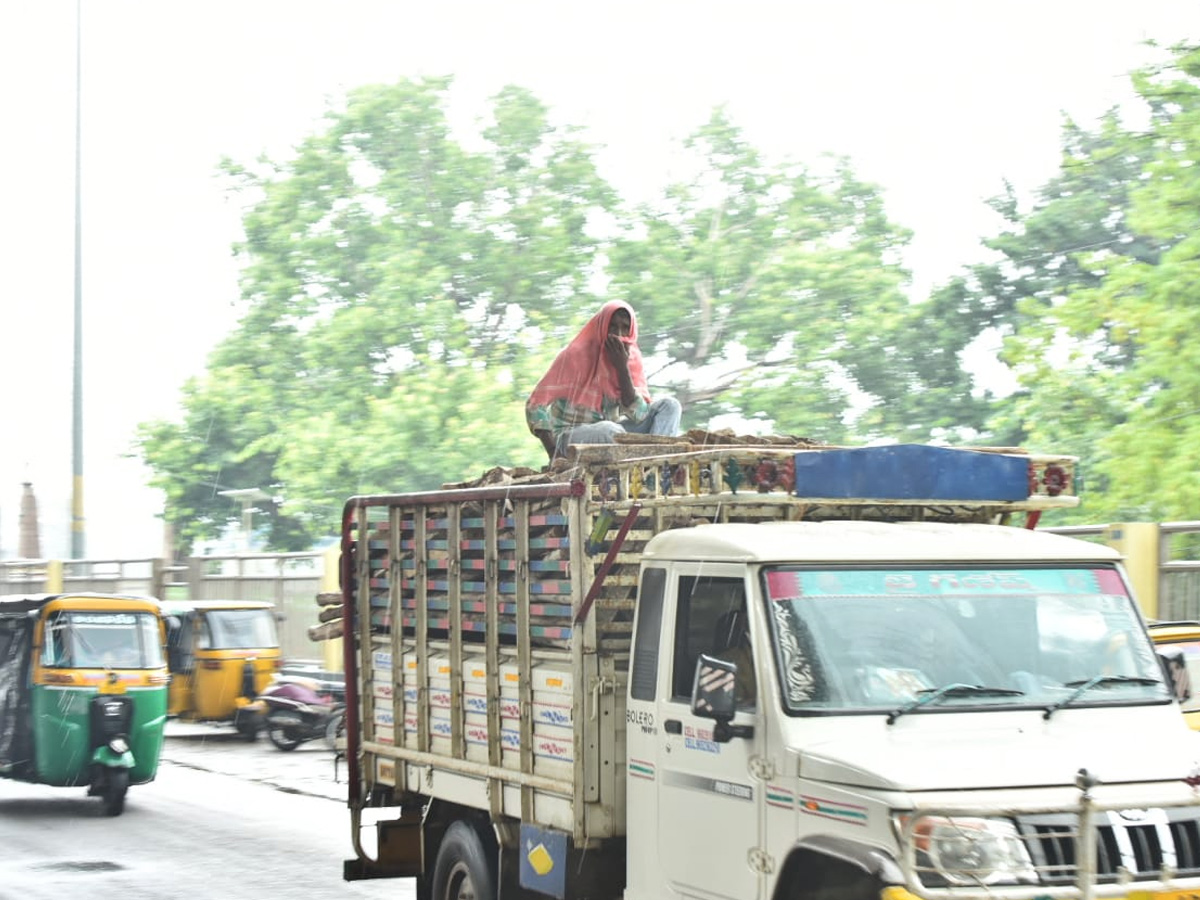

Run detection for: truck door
[[657, 568, 761, 899]]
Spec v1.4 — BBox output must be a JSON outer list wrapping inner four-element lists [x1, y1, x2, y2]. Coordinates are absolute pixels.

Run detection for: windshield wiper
[[886, 683, 1025, 725], [1042, 675, 1161, 720]]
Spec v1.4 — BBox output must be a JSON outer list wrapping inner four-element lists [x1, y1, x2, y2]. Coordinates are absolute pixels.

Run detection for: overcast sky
[[1, 1, 1196, 559]]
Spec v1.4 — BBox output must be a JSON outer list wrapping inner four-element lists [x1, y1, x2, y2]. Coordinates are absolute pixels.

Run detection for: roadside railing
[[1159, 521, 1200, 621], [0, 558, 51, 595], [1042, 521, 1200, 621], [62, 557, 165, 597], [0, 550, 331, 665]]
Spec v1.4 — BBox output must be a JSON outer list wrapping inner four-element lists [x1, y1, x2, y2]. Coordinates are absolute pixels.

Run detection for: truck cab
[[625, 520, 1200, 900]]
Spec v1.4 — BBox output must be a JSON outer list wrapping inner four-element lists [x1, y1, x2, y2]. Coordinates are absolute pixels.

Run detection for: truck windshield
[[760, 565, 1171, 715]]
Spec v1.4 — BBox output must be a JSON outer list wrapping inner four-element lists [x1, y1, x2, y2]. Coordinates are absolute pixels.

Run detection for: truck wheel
[[102, 769, 128, 817], [431, 821, 496, 900]]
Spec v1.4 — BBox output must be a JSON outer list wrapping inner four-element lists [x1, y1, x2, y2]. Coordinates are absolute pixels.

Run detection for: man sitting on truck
[[525, 300, 682, 461]]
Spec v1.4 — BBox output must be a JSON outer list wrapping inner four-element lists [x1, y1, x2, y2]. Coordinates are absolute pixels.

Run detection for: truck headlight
[[909, 816, 1036, 886]]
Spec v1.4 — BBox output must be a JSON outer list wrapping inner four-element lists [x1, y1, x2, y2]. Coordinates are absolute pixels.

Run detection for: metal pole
[[71, 0, 86, 559], [1075, 768, 1098, 900]]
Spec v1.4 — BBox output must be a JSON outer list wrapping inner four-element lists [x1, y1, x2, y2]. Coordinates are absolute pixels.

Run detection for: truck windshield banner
[[765, 567, 1128, 602]]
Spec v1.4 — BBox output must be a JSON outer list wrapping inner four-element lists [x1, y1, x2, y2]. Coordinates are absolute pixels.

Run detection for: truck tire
[[431, 821, 496, 900]]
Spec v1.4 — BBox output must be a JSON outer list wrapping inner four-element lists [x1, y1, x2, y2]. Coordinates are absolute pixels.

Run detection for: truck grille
[[1017, 808, 1200, 883]]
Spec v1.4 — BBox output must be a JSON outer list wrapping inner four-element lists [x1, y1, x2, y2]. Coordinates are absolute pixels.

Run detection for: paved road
[[0, 742, 408, 900], [162, 720, 348, 802]]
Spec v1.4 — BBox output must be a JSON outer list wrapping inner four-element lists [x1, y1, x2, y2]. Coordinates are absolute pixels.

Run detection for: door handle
[[664, 719, 682, 734]]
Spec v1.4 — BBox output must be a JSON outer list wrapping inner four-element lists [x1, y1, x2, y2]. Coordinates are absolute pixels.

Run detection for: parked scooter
[[246, 676, 344, 751]]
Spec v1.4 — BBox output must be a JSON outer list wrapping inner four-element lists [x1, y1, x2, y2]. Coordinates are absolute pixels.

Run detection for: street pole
[[71, 0, 85, 559]]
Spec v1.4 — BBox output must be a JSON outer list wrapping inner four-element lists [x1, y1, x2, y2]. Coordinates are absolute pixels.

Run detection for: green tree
[[860, 275, 997, 443], [139, 78, 618, 551], [994, 43, 1200, 521], [606, 109, 915, 442], [869, 110, 1162, 459], [1077, 44, 1200, 520]]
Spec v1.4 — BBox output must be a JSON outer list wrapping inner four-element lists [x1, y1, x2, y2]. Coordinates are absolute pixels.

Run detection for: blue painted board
[[792, 444, 1029, 501]]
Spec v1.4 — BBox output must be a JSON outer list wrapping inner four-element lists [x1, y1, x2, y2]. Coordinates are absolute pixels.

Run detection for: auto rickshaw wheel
[[102, 769, 129, 817], [236, 716, 261, 742]]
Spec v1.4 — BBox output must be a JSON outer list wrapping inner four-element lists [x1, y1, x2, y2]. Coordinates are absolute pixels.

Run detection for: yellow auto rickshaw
[[161, 600, 281, 739], [0, 592, 169, 815], [1149, 620, 1200, 730]]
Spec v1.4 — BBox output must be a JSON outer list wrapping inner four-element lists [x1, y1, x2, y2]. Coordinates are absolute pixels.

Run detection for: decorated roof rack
[[513, 440, 1079, 525]]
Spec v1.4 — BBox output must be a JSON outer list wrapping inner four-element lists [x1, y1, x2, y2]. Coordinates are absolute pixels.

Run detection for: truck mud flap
[[343, 857, 421, 882], [344, 813, 424, 881]]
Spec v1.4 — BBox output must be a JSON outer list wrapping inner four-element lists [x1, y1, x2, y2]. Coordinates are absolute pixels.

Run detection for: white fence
[[0, 551, 332, 664], [1041, 521, 1200, 620]]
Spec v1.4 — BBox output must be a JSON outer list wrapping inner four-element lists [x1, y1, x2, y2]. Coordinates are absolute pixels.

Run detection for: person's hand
[[605, 334, 637, 407], [605, 334, 630, 368], [534, 429, 557, 460]]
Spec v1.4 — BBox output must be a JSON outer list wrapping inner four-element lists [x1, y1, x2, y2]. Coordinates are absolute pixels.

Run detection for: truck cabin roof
[[639, 520, 1122, 565]]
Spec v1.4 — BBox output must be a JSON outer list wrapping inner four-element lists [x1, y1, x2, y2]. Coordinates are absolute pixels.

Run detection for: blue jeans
[[555, 397, 682, 457]]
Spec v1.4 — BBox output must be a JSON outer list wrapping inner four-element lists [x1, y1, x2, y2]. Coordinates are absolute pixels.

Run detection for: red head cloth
[[527, 300, 650, 417]]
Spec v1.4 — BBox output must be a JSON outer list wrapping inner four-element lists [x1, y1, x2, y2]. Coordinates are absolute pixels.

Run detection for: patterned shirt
[[526, 393, 649, 438]]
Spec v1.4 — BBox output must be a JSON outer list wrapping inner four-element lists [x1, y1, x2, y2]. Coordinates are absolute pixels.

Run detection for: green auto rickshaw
[[0, 592, 169, 815]]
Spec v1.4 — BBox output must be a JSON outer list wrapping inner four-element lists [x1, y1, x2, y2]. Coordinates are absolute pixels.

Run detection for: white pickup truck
[[339, 442, 1200, 900]]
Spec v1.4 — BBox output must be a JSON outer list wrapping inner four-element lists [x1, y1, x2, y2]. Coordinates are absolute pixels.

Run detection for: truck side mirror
[[691, 654, 754, 742]]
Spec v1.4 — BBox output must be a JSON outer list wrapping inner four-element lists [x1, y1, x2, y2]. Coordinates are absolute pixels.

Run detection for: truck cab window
[[671, 576, 755, 708], [630, 567, 666, 701]]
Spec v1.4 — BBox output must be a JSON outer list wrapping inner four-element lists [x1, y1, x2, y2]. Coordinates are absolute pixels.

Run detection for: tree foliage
[[987, 43, 1200, 521], [140, 45, 1200, 551], [606, 109, 914, 441], [140, 82, 921, 550], [139, 78, 619, 551]]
